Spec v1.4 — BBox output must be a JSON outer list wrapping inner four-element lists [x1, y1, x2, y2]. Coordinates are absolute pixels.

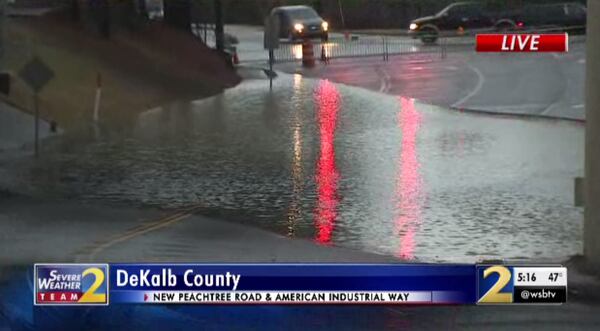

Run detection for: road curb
[[564, 255, 600, 304], [450, 106, 585, 124]]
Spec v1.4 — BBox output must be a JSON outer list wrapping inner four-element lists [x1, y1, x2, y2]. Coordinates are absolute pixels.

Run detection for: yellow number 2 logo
[[478, 266, 513, 304], [79, 267, 107, 303]]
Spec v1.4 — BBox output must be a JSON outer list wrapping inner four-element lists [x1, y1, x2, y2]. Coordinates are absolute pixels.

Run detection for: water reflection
[[314, 80, 341, 244], [286, 74, 305, 237], [321, 42, 335, 58], [292, 44, 303, 60], [10, 74, 583, 262], [394, 97, 423, 259]]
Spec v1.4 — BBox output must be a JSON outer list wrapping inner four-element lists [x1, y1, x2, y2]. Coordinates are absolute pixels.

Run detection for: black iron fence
[[271, 37, 461, 63], [191, 22, 216, 45]]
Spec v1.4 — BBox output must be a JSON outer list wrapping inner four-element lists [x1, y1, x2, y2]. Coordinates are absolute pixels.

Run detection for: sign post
[[264, 15, 280, 89], [0, 0, 6, 62], [18, 56, 55, 157], [34, 93, 39, 155]]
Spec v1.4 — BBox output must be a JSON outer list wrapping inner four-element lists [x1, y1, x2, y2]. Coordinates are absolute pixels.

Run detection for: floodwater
[[12, 73, 584, 262]]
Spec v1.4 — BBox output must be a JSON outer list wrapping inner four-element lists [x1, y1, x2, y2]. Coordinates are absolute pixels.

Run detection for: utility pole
[[98, 0, 111, 38], [337, 0, 345, 30], [0, 0, 5, 64], [214, 0, 224, 52], [584, 1, 600, 268]]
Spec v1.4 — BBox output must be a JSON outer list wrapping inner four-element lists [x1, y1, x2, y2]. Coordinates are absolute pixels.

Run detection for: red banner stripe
[[476, 33, 568, 52]]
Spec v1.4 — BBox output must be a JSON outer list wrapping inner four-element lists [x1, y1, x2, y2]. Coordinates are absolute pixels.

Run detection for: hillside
[[2, 11, 240, 131]]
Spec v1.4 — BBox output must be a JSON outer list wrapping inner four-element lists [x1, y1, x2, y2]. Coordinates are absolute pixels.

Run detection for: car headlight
[[322, 21, 329, 31], [294, 23, 304, 32], [409, 23, 418, 30]]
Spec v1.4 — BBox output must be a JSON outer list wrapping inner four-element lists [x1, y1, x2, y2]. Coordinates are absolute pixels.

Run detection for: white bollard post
[[93, 72, 102, 123]]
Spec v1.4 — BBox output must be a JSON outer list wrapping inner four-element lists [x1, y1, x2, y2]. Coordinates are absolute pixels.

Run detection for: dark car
[[496, 3, 586, 33], [408, 2, 496, 43], [270, 5, 329, 42]]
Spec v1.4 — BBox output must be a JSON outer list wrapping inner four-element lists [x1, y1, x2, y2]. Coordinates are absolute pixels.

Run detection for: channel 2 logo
[[34, 264, 109, 305], [477, 265, 514, 304], [477, 265, 567, 304]]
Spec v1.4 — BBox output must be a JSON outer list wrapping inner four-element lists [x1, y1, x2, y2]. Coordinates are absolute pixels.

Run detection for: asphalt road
[[281, 41, 585, 120], [229, 25, 586, 121], [0, 196, 395, 265], [0, 102, 54, 155]]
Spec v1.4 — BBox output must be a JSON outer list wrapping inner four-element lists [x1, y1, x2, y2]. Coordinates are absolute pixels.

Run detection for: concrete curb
[[564, 256, 600, 304], [450, 106, 585, 124]]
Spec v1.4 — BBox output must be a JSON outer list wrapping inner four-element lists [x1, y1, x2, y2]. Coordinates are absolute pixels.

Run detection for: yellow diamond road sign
[[18, 56, 55, 93]]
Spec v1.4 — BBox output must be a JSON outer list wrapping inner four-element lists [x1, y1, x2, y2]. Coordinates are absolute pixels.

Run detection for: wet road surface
[[223, 23, 586, 121], [0, 102, 54, 154], [8, 73, 584, 263], [277, 41, 586, 120]]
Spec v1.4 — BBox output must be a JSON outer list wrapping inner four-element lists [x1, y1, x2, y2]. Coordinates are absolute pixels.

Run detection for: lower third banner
[[108, 264, 476, 304], [33, 264, 567, 305]]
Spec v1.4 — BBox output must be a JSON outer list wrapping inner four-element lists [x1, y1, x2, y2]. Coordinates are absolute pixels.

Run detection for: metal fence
[[191, 22, 216, 46], [271, 36, 459, 63], [269, 25, 586, 64]]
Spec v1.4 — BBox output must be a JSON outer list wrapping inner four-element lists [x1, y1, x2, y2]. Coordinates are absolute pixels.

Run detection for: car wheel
[[420, 28, 438, 44], [495, 23, 514, 32]]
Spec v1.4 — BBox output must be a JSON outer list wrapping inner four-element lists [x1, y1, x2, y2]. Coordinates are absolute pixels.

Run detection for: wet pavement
[[227, 24, 585, 121], [276, 41, 586, 121], [0, 101, 53, 154], [4, 72, 584, 263]]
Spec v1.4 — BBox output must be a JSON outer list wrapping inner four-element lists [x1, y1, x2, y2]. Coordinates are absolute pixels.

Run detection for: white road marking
[[572, 104, 585, 109], [452, 63, 485, 109], [375, 67, 392, 94], [578, 58, 586, 64], [377, 69, 385, 93], [468, 103, 548, 113]]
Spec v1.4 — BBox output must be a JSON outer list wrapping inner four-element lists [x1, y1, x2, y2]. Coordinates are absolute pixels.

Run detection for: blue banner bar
[[109, 264, 477, 304]]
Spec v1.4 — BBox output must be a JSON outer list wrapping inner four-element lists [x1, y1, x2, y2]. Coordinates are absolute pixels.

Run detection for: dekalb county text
[[115, 269, 241, 291]]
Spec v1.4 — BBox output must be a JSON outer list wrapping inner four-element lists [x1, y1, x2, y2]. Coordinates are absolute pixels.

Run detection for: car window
[[447, 4, 480, 18], [287, 8, 319, 20], [522, 4, 566, 19], [436, 3, 455, 17], [542, 4, 567, 17], [566, 3, 587, 17]]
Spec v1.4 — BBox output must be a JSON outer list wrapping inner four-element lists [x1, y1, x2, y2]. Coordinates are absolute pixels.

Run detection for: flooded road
[[13, 73, 584, 262]]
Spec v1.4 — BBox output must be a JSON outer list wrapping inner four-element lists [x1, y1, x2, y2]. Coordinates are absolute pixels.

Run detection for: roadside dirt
[[2, 11, 240, 131]]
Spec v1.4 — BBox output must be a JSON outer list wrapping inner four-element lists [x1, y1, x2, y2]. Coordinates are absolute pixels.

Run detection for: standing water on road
[[13, 73, 583, 262]]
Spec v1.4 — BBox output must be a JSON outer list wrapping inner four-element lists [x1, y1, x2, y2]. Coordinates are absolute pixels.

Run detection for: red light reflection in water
[[314, 80, 341, 245], [394, 97, 423, 259]]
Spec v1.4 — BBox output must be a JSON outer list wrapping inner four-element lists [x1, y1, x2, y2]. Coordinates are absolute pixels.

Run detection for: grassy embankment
[[2, 12, 240, 132]]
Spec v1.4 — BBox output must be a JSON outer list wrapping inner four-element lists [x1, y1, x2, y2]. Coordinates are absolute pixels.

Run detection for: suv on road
[[270, 5, 329, 42], [409, 1, 587, 44], [408, 2, 495, 43], [497, 3, 587, 33]]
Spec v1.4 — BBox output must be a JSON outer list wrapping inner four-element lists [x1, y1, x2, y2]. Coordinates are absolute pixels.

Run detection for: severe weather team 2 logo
[[35, 264, 109, 305]]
